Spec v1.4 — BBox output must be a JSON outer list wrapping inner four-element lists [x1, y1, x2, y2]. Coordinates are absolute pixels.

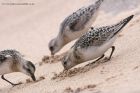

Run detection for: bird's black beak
[[31, 74, 36, 81], [51, 52, 54, 56], [63, 66, 68, 71]]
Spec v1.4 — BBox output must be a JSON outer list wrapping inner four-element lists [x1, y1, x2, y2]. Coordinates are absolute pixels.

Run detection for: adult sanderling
[[49, 0, 104, 55], [0, 49, 36, 86], [62, 15, 134, 70]]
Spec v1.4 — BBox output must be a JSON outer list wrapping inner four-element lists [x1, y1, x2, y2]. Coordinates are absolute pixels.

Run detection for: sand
[[0, 0, 140, 93]]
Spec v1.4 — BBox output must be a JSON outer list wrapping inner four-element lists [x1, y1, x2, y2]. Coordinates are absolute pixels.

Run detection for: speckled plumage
[[73, 15, 134, 49], [0, 49, 36, 86], [60, 0, 104, 34], [0, 49, 21, 57], [49, 0, 104, 55], [0, 49, 23, 64], [62, 15, 134, 70]]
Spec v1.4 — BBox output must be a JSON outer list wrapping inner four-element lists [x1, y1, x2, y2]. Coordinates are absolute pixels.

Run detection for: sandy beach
[[0, 0, 140, 93]]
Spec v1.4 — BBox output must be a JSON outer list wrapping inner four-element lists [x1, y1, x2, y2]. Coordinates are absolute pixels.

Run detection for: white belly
[[0, 62, 13, 75], [81, 37, 116, 62]]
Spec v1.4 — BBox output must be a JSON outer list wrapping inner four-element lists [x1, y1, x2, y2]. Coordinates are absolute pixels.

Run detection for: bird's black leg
[[93, 54, 105, 63], [108, 46, 115, 60], [1, 75, 20, 86], [86, 54, 105, 66]]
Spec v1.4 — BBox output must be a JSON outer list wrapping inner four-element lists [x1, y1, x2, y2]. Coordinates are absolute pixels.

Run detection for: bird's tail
[[95, 0, 104, 6], [88, 0, 104, 12], [112, 15, 134, 37], [94, 0, 104, 9]]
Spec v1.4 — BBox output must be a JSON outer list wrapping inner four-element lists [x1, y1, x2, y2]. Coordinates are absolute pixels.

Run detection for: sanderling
[[49, 0, 104, 55], [62, 15, 134, 70], [0, 49, 36, 86]]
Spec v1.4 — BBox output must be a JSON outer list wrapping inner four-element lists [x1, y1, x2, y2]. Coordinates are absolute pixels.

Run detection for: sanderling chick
[[62, 15, 134, 70], [49, 0, 104, 55], [0, 49, 36, 86]]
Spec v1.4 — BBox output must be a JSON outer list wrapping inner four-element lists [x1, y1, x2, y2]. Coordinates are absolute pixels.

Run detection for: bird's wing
[[74, 27, 110, 49], [0, 50, 23, 64], [60, 7, 91, 33], [60, 0, 103, 35]]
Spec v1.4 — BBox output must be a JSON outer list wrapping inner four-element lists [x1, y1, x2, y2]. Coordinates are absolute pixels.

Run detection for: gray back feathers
[[0, 49, 23, 64], [73, 15, 134, 49]]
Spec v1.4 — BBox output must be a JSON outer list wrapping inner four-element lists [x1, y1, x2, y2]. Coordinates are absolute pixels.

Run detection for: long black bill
[[31, 74, 36, 81], [51, 52, 54, 56]]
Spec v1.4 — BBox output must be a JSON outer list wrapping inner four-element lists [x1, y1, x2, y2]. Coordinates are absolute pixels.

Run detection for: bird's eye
[[27, 69, 31, 72], [49, 46, 54, 51], [63, 61, 67, 65]]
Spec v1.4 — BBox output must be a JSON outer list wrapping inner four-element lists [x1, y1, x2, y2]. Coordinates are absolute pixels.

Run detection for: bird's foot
[[102, 57, 111, 63], [11, 82, 22, 87]]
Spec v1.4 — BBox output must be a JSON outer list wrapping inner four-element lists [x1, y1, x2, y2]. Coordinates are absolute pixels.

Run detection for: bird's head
[[21, 61, 36, 81], [62, 50, 77, 70], [48, 38, 63, 55]]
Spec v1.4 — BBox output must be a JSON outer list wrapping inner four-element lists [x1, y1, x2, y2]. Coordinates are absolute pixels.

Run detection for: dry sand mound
[[51, 58, 108, 80]]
